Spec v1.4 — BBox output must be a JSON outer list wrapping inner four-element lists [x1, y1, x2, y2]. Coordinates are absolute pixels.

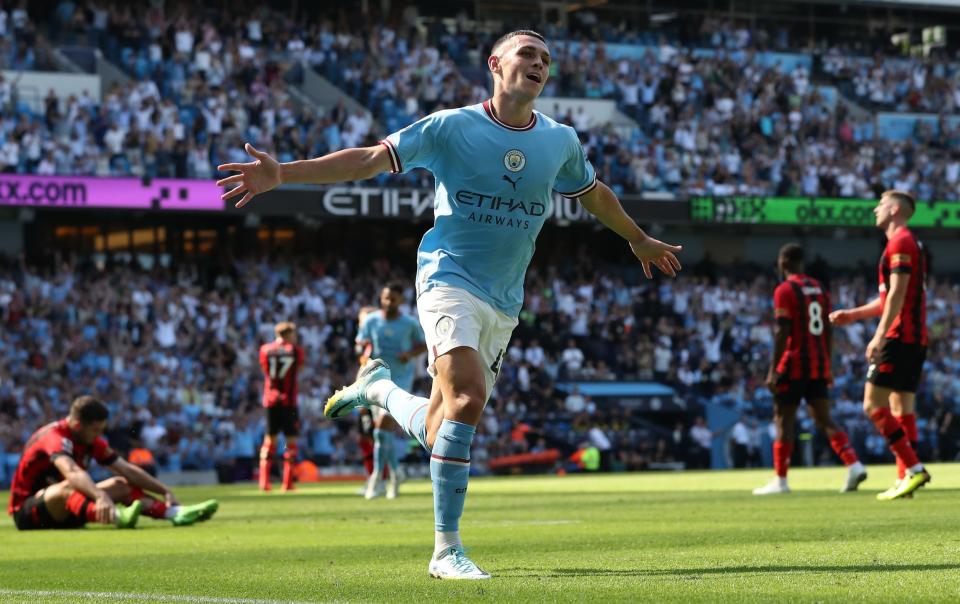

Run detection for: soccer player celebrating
[[8, 395, 218, 530], [219, 29, 681, 579], [258, 321, 305, 492], [829, 190, 931, 500], [753, 244, 867, 496], [356, 283, 427, 500]]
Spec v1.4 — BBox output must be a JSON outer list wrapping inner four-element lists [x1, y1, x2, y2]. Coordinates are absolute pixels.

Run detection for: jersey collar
[[482, 100, 537, 131]]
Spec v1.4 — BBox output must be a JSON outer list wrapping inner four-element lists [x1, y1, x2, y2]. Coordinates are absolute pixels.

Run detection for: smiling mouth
[[526, 73, 542, 83]]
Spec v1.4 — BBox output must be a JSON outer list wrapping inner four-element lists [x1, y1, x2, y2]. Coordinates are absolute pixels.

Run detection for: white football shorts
[[417, 285, 518, 402]]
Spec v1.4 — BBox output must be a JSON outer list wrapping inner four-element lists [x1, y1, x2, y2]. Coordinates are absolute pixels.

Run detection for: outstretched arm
[[829, 297, 882, 326], [577, 180, 682, 278], [217, 143, 393, 208]]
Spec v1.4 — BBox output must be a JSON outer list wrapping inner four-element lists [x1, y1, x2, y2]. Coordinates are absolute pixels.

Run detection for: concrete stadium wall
[[2, 70, 101, 112]]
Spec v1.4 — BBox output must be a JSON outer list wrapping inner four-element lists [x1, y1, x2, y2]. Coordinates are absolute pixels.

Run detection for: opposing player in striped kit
[[753, 243, 866, 495], [830, 190, 931, 500], [258, 321, 304, 492]]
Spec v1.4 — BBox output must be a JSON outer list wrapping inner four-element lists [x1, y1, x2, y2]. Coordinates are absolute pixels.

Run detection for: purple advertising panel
[[0, 174, 223, 211]]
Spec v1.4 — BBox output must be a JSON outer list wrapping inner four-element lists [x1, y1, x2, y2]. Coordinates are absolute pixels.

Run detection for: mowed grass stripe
[[1, 464, 958, 603]]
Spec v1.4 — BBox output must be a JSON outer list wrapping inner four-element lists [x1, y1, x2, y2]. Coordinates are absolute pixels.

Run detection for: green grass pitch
[[2, 464, 959, 603]]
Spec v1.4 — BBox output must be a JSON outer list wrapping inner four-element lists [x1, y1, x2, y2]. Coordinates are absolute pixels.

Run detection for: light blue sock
[[381, 431, 399, 474], [372, 428, 386, 475], [383, 388, 430, 452], [431, 419, 475, 532]]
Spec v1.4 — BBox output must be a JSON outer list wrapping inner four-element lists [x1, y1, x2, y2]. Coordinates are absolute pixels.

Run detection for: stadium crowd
[[0, 3, 959, 200], [1, 248, 958, 485]]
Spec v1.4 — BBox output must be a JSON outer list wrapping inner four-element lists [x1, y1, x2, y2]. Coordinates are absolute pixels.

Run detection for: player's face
[[776, 256, 787, 278], [380, 288, 402, 312], [492, 36, 551, 100], [75, 419, 107, 445], [874, 195, 895, 228]]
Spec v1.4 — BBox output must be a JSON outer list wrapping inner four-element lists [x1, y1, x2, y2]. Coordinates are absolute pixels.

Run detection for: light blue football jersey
[[381, 100, 596, 317], [357, 310, 424, 391]]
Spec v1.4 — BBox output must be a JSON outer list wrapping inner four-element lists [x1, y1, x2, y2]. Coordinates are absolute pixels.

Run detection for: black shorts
[[867, 338, 926, 393], [265, 405, 300, 436], [773, 378, 829, 407], [12, 494, 85, 530]]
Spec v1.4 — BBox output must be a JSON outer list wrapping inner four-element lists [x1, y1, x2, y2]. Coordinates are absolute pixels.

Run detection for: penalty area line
[[0, 589, 319, 604]]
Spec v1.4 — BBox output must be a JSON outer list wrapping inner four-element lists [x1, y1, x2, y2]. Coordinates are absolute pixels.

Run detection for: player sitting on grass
[[8, 395, 219, 530]]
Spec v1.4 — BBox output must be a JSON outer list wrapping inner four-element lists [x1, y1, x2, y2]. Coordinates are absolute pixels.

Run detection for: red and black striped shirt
[[259, 341, 304, 408], [773, 274, 831, 381], [878, 227, 928, 346], [9, 419, 118, 515]]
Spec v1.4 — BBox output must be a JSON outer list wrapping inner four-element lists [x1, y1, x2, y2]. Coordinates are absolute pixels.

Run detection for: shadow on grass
[[500, 562, 960, 578]]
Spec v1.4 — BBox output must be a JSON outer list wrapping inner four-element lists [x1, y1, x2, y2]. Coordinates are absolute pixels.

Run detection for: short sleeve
[[42, 431, 71, 462], [93, 438, 119, 466], [554, 129, 597, 199], [887, 236, 916, 275], [356, 316, 372, 343], [258, 345, 268, 372], [773, 284, 795, 321], [381, 113, 443, 174]]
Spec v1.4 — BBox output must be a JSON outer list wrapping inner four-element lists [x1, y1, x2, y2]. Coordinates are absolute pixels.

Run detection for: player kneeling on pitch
[[753, 244, 867, 496], [8, 395, 219, 530]]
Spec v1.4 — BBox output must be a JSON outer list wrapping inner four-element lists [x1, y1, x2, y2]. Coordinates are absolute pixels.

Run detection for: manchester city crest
[[503, 149, 526, 172]]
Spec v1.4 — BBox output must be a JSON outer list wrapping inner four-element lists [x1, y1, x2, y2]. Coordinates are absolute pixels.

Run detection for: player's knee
[[444, 388, 485, 421], [100, 476, 130, 493], [862, 398, 884, 415]]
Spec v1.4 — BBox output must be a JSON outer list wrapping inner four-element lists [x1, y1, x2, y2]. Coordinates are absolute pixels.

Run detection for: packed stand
[[226, 11, 960, 201], [2, 1, 379, 180], [2, 247, 959, 484], [0, 1, 43, 72], [821, 49, 960, 115], [0, 3, 956, 200]]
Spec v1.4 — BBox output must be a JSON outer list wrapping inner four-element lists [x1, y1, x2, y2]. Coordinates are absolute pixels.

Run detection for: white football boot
[[363, 473, 382, 500], [752, 477, 790, 495], [840, 462, 868, 493], [428, 547, 491, 580]]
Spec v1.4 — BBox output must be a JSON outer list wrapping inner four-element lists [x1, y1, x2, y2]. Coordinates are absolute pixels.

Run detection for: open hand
[[216, 144, 282, 208], [629, 236, 683, 279]]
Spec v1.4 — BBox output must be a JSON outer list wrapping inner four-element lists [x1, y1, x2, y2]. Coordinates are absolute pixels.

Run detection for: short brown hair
[[491, 30, 546, 56], [275, 321, 296, 337], [883, 189, 916, 213], [69, 396, 109, 424]]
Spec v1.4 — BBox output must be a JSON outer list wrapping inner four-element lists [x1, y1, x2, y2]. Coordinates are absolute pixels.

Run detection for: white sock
[[907, 463, 924, 475], [777, 477, 788, 488], [164, 505, 181, 519], [365, 379, 397, 407], [434, 531, 462, 558]]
